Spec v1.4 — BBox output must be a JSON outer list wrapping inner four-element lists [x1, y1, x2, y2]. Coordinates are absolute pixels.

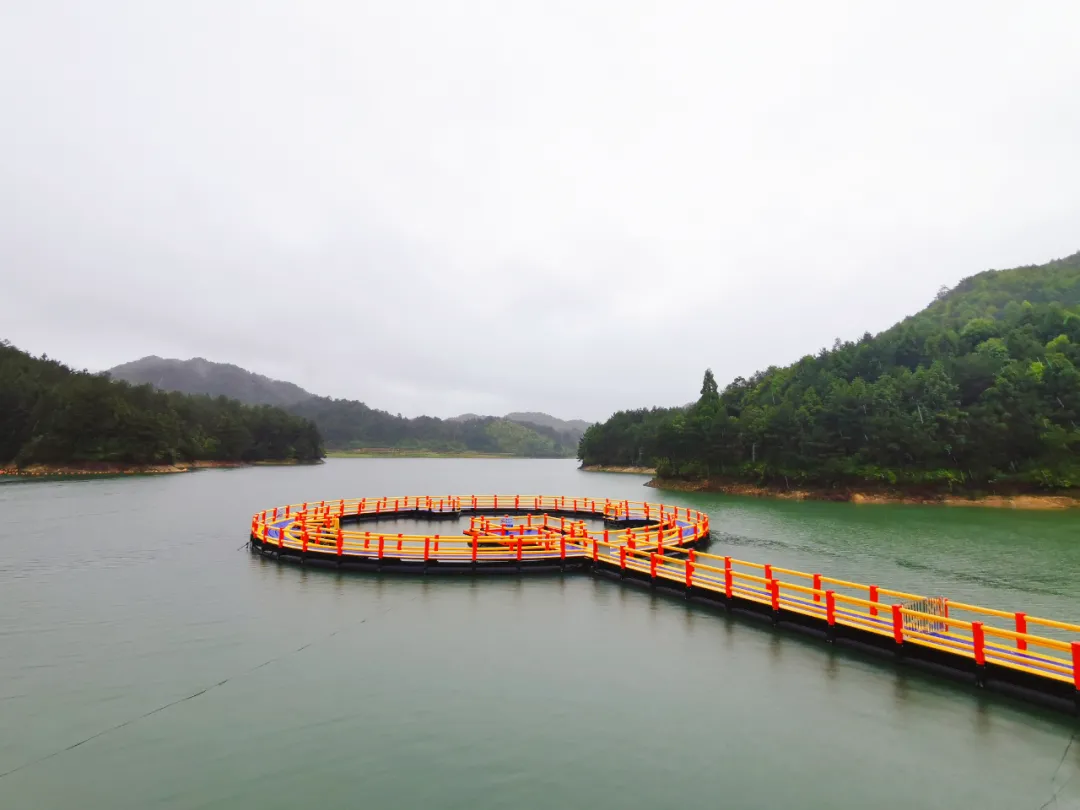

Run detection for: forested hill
[[288, 398, 580, 457], [579, 251, 1080, 492], [109, 356, 582, 457], [108, 356, 315, 407], [1, 342, 323, 467]]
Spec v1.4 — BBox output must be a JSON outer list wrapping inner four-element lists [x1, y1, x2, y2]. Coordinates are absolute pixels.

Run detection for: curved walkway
[[249, 494, 1080, 714]]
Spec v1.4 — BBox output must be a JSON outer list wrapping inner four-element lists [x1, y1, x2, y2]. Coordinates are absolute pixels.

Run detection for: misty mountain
[[108, 356, 315, 408], [449, 411, 592, 438], [107, 356, 582, 457], [504, 412, 592, 434]]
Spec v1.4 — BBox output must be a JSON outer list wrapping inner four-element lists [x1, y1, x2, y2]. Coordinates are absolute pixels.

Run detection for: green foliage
[[289, 398, 579, 457], [0, 342, 324, 466], [579, 251, 1080, 491], [108, 355, 587, 458]]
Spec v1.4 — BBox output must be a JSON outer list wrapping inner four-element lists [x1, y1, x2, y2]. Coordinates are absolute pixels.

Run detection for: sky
[[2, 1, 1079, 421]]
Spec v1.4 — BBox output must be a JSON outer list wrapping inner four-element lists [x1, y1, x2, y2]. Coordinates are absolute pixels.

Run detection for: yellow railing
[[248, 495, 1079, 692]]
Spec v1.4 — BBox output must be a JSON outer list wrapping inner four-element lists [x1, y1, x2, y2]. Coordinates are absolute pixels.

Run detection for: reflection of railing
[[248, 495, 1080, 698]]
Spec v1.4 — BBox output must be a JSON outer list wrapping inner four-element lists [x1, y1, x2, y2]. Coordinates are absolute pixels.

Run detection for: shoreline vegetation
[[642, 476, 1080, 509], [0, 459, 317, 479], [1, 341, 324, 472], [326, 449, 514, 459], [579, 464, 657, 475], [577, 253, 1080, 505]]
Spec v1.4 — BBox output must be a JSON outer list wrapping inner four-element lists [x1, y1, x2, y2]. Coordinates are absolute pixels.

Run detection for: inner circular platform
[[249, 495, 710, 573]]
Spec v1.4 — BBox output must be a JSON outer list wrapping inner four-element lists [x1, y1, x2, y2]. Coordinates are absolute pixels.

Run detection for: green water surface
[[1, 459, 1078, 809]]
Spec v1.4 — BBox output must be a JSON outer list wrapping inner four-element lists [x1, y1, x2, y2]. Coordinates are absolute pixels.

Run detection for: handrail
[[250, 494, 1080, 696]]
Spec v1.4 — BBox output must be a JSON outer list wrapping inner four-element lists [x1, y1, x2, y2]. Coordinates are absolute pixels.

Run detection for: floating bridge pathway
[[249, 494, 1080, 715]]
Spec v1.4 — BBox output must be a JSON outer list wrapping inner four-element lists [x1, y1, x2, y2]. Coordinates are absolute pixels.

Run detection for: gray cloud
[[2, 1, 1079, 421]]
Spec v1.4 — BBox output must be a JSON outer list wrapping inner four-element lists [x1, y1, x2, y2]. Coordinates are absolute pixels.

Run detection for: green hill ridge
[[0, 342, 323, 468], [107, 357, 586, 458], [579, 251, 1080, 493]]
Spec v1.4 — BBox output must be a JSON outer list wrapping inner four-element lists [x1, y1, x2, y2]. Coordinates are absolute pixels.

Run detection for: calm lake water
[[2, 458, 1079, 809]]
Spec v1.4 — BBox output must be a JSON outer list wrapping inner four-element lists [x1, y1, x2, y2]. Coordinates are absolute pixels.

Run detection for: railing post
[[813, 574, 822, 603], [724, 556, 733, 598], [378, 535, 384, 560], [424, 538, 430, 562], [972, 621, 986, 666], [869, 585, 879, 617], [1072, 642, 1080, 692], [650, 553, 657, 579], [592, 539, 598, 562], [336, 527, 343, 556], [685, 560, 694, 589], [826, 590, 836, 626], [770, 578, 780, 612], [891, 604, 903, 645], [472, 533, 478, 562], [1015, 612, 1028, 651], [560, 538, 566, 561], [620, 546, 626, 572]]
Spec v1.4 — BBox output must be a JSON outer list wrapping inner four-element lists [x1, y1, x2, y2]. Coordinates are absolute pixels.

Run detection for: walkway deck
[[249, 494, 1080, 715]]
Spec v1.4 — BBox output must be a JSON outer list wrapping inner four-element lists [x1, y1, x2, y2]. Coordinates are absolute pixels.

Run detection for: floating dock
[[249, 494, 1080, 715]]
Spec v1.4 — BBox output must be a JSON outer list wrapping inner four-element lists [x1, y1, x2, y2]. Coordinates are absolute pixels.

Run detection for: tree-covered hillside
[[1, 342, 323, 466], [579, 251, 1080, 491], [289, 397, 579, 457], [110, 356, 582, 457]]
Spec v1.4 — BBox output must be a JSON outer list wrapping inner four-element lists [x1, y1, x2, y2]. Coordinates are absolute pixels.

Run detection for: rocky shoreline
[[579, 464, 657, 475]]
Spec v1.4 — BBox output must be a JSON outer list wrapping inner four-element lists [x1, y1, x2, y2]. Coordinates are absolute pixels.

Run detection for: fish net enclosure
[[903, 596, 949, 635]]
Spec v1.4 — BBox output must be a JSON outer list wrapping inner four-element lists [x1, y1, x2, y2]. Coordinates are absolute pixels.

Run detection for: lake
[[1, 458, 1079, 809]]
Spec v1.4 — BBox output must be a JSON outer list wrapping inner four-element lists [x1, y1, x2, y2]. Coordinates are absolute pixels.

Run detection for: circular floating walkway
[[249, 494, 708, 572], [249, 494, 1080, 715]]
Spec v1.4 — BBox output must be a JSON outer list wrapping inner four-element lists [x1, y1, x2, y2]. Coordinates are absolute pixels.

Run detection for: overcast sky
[[2, 2, 1079, 421]]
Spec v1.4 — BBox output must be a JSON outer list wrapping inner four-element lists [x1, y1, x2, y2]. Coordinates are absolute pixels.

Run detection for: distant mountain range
[[107, 357, 591, 457], [449, 411, 592, 435]]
